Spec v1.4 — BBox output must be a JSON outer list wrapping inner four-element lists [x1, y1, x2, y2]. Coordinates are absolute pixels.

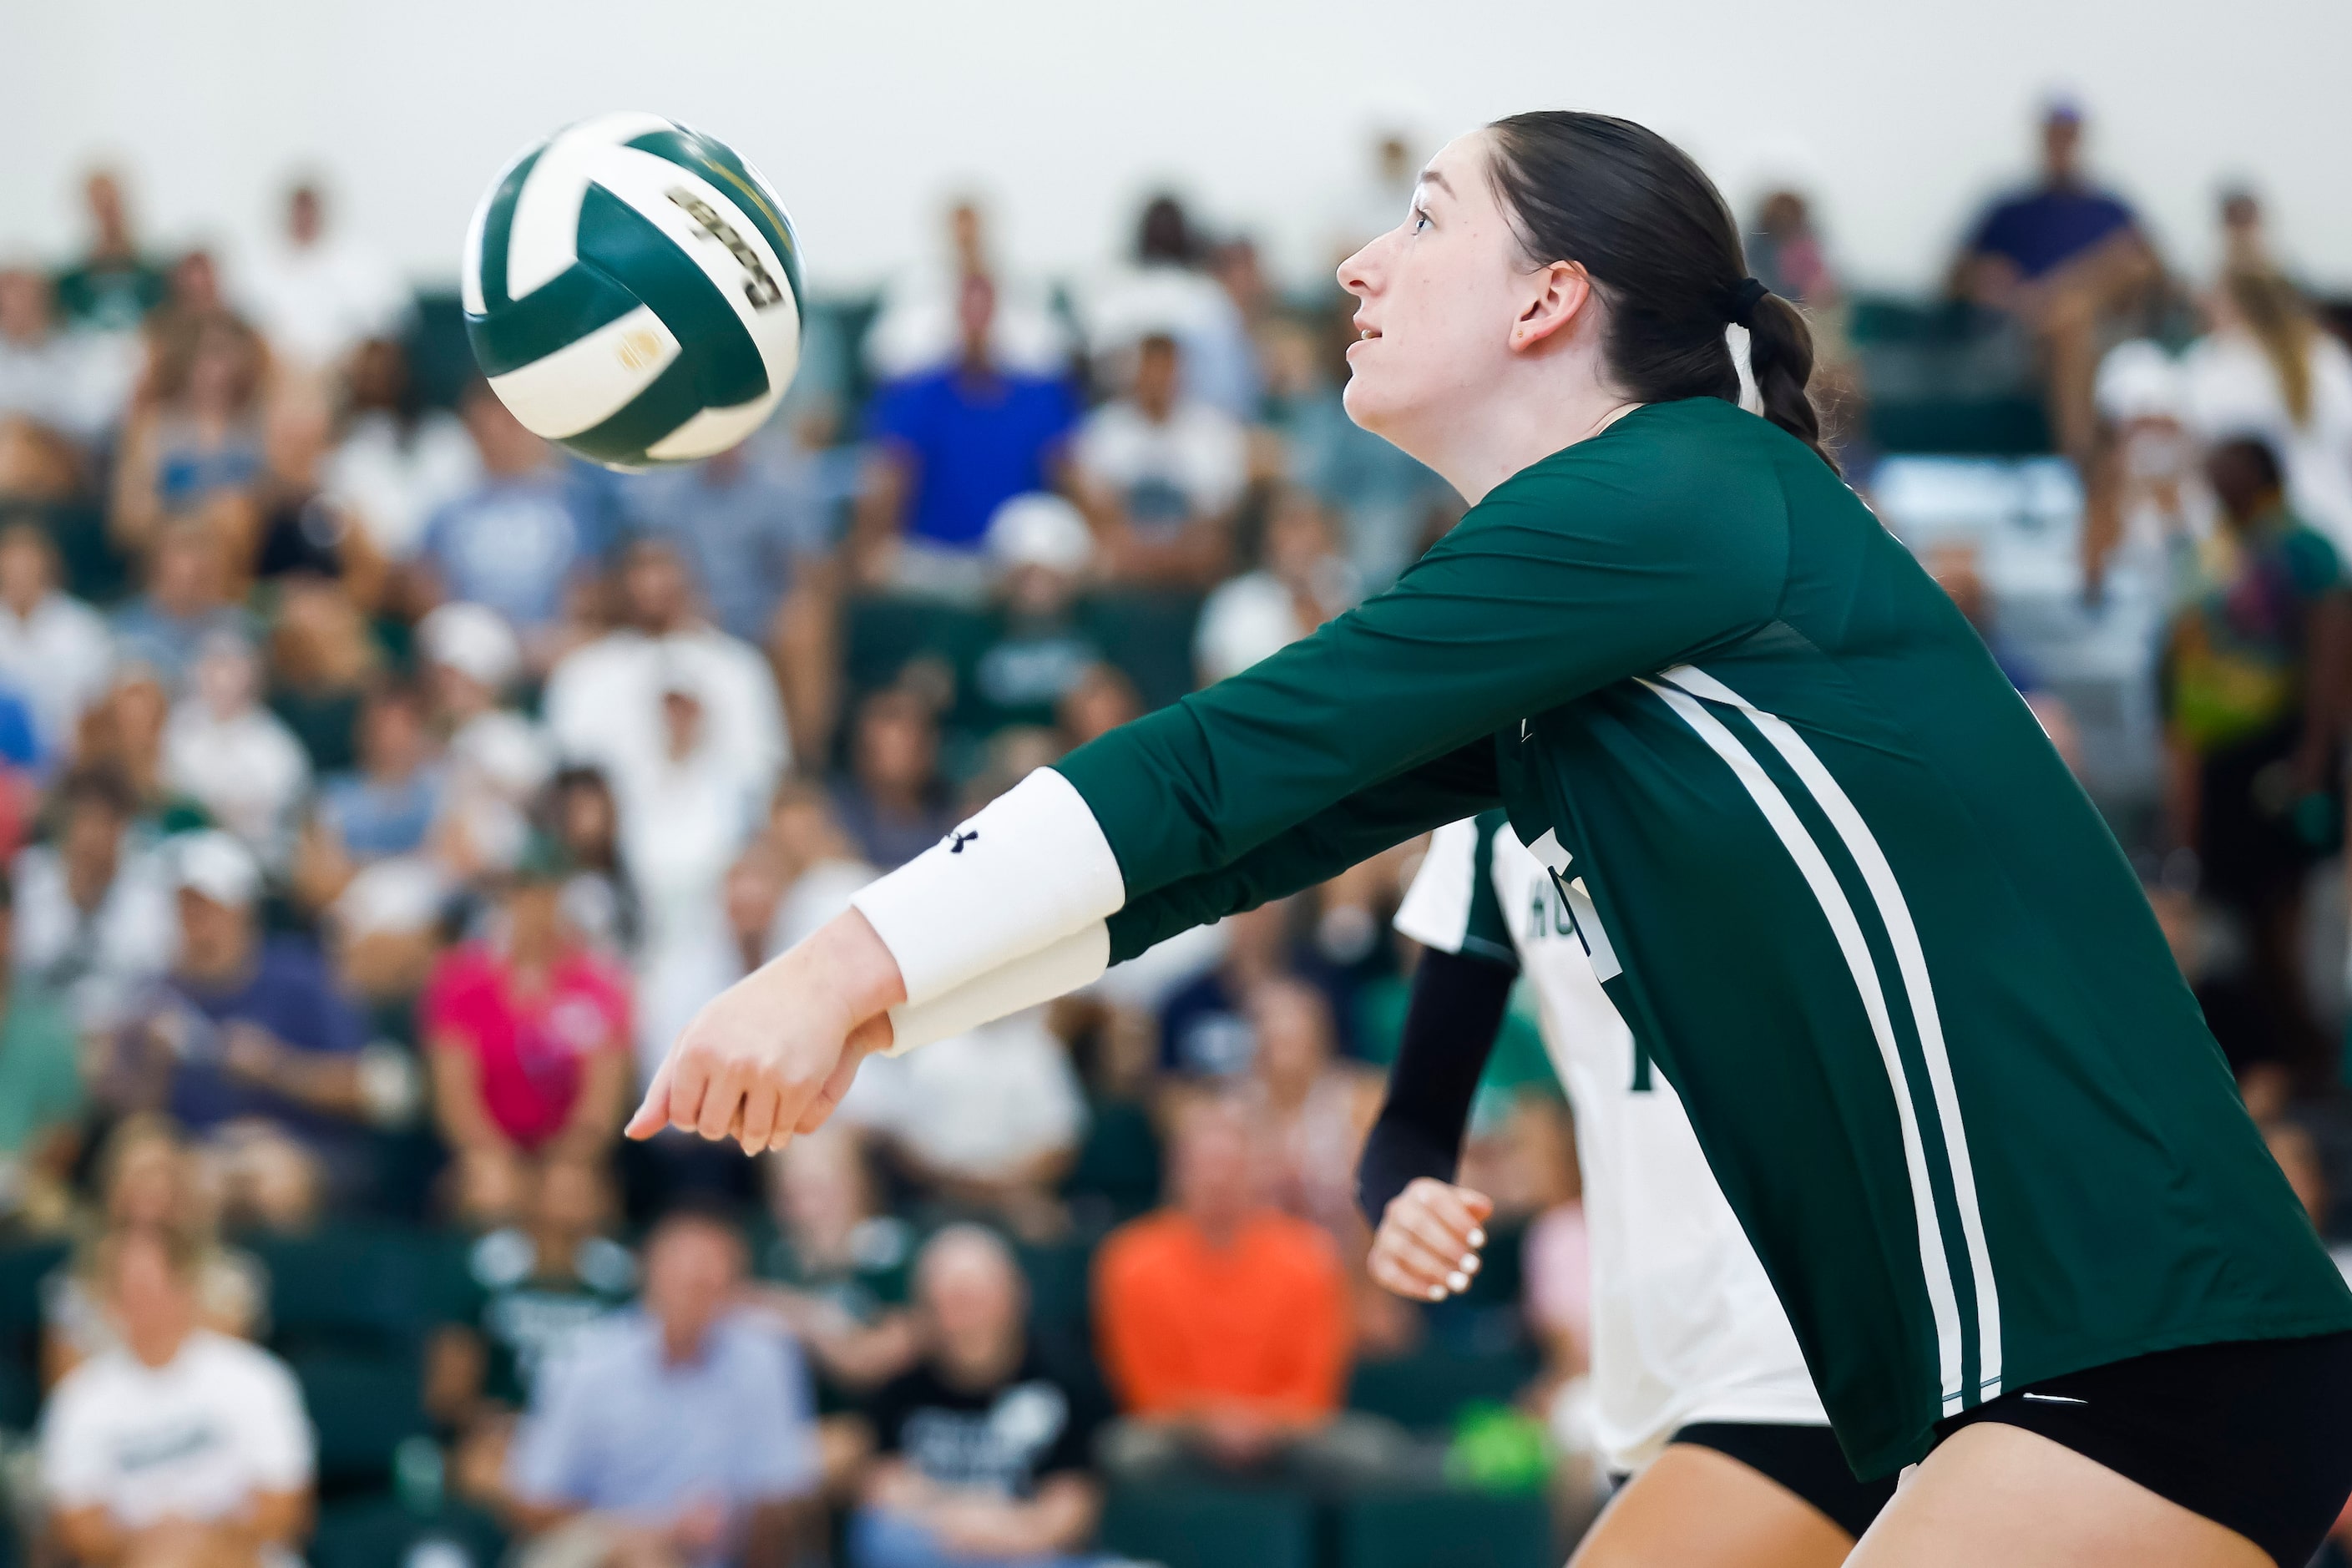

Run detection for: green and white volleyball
[[461, 114, 803, 470]]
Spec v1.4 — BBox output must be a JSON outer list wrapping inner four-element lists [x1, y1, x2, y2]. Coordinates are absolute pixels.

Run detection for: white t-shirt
[[1395, 816, 1826, 1471], [10, 842, 178, 1031], [2182, 328, 2352, 554], [542, 627, 789, 795], [162, 703, 313, 869], [836, 1009, 1086, 1180], [1073, 400, 1247, 531], [325, 410, 483, 560], [238, 235, 413, 371], [0, 591, 115, 753], [42, 1330, 313, 1527]]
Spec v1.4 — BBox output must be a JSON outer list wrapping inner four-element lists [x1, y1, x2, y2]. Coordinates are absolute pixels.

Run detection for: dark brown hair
[[1485, 111, 1834, 471]]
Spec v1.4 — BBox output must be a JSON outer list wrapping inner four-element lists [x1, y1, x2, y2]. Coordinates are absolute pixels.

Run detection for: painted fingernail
[[1427, 1284, 1446, 1301], [1446, 1271, 1470, 1292], [1469, 1227, 1486, 1247], [1460, 1254, 1480, 1273]]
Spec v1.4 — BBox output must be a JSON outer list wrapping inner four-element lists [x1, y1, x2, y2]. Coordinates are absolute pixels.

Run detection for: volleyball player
[[1368, 810, 1892, 1565], [633, 113, 2352, 1565]]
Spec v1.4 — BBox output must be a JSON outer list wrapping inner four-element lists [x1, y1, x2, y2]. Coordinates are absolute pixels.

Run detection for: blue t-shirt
[[867, 368, 1078, 550], [422, 469, 609, 632], [319, 765, 444, 861], [164, 935, 367, 1138], [1968, 184, 2138, 281]]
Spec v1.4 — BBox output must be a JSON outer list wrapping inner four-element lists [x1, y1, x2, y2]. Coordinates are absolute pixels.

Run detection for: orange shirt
[[1092, 1209, 1350, 1421]]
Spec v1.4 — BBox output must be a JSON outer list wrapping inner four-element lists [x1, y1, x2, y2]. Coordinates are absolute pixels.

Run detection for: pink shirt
[[422, 943, 629, 1147]]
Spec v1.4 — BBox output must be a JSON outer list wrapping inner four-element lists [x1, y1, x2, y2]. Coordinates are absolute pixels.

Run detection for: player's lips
[[1347, 319, 1382, 357]]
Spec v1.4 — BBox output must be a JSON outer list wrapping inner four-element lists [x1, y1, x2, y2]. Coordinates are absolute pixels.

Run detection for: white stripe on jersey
[[1662, 665, 2003, 1399], [1640, 677, 1970, 1414]]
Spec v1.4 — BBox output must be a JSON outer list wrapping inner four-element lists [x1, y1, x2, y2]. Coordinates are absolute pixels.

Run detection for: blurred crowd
[[0, 99, 2348, 1568]]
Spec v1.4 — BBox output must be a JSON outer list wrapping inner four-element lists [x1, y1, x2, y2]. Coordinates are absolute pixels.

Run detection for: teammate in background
[[639, 112, 2352, 1566], [1367, 812, 1888, 1564]]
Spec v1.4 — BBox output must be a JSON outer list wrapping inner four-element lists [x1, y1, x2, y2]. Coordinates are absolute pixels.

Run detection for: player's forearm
[[1357, 946, 1516, 1225]]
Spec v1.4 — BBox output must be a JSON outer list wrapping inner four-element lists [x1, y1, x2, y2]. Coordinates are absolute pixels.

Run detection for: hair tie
[[1724, 276, 1770, 328]]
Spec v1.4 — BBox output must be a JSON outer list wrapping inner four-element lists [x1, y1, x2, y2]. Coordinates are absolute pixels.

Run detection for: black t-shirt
[[866, 1349, 1100, 1498]]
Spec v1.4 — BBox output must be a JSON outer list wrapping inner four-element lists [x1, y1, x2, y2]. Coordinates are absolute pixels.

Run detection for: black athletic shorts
[[1669, 1421, 1896, 1540], [1936, 1331, 2352, 1567]]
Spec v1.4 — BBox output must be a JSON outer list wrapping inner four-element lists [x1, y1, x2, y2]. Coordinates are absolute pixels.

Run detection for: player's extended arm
[[633, 458, 1778, 1147]]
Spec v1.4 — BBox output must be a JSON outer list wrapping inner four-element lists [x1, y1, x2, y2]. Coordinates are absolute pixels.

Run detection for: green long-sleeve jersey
[[1056, 396, 2352, 1477]]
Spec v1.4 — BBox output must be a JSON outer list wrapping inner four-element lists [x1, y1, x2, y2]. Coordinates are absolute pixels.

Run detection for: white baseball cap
[[169, 830, 261, 910], [419, 602, 524, 691], [986, 493, 1094, 575]]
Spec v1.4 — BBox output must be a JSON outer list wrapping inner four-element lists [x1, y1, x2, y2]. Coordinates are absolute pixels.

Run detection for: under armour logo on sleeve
[[948, 829, 980, 854]]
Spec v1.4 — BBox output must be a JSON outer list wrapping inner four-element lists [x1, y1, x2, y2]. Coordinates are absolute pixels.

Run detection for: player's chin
[[1338, 357, 1396, 436]]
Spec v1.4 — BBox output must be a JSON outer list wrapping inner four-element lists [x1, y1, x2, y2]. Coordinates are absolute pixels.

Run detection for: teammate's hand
[[625, 910, 906, 1155], [1368, 1177, 1495, 1302]]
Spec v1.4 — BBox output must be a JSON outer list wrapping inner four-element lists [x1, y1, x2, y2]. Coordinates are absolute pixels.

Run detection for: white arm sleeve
[[880, 922, 1110, 1055], [849, 768, 1125, 1007]]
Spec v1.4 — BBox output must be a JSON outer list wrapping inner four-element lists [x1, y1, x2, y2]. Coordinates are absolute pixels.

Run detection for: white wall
[[3, 0, 2349, 296]]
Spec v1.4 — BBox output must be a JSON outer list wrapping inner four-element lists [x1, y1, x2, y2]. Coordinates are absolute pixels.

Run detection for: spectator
[[2160, 438, 2351, 1089], [1093, 1095, 1366, 1485], [2183, 266, 2352, 554], [238, 180, 413, 374], [507, 1205, 823, 1568], [1079, 195, 1258, 422], [753, 781, 878, 960], [109, 518, 248, 690], [543, 533, 789, 793], [162, 632, 311, 868], [96, 831, 383, 1225], [423, 836, 632, 1198], [851, 276, 1079, 602], [1748, 190, 1863, 453], [832, 688, 953, 872], [626, 667, 774, 1084], [78, 664, 178, 816], [1245, 978, 1381, 1243], [622, 443, 834, 650], [0, 266, 121, 443], [11, 766, 175, 1031], [864, 199, 1070, 384], [265, 576, 380, 776], [53, 170, 167, 336], [430, 1158, 636, 1506], [626, 443, 840, 762], [311, 681, 444, 871], [111, 311, 271, 558], [42, 1116, 266, 1383], [41, 1229, 314, 1568], [1193, 487, 1358, 683], [250, 390, 384, 603], [1950, 99, 2160, 463], [419, 383, 606, 665], [747, 1130, 918, 1395], [0, 520, 113, 757], [0, 870, 83, 1220], [1071, 333, 1245, 587], [548, 765, 640, 961], [840, 1002, 1086, 1240], [325, 336, 482, 562], [932, 495, 1102, 745], [419, 600, 553, 881], [852, 1226, 1105, 1568], [1054, 665, 1141, 751]]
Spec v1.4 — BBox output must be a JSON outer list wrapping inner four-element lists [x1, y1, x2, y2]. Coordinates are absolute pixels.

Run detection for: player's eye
[[1411, 205, 1433, 234]]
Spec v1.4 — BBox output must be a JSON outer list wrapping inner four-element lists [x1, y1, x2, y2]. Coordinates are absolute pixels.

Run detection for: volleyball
[[459, 113, 802, 471]]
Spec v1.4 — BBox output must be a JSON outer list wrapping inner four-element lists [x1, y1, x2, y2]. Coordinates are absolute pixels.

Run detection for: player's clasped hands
[[1369, 1176, 1495, 1302], [625, 911, 907, 1155]]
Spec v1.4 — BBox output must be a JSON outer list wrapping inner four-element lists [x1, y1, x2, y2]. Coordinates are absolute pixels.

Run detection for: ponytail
[[2226, 268, 2315, 428], [1745, 292, 1830, 466], [1486, 111, 1838, 473]]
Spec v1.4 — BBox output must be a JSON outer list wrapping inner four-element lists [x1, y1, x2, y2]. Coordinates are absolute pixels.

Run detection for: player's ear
[[1510, 260, 1594, 354]]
